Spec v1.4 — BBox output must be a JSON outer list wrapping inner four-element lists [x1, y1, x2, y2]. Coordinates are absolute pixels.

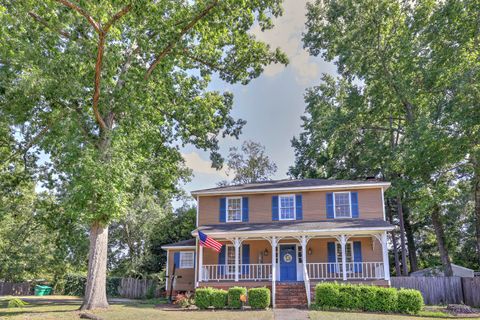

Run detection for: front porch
[[194, 226, 392, 307]]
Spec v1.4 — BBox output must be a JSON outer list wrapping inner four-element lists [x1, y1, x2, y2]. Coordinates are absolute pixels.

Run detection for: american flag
[[198, 231, 223, 252]]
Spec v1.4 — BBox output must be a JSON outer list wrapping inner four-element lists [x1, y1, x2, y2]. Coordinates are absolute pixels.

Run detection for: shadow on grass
[[0, 304, 80, 317]]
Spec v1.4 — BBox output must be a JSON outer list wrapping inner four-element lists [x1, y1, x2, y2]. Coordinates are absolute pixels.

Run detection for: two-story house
[[162, 179, 394, 307]]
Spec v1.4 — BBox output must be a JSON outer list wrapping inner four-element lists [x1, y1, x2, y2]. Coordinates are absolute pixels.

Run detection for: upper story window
[[334, 192, 351, 218], [227, 197, 242, 222], [279, 195, 295, 220], [179, 251, 194, 269]]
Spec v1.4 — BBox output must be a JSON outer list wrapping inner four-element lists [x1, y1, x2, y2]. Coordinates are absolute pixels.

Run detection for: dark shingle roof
[[192, 219, 393, 235], [191, 178, 388, 195], [161, 238, 196, 249]]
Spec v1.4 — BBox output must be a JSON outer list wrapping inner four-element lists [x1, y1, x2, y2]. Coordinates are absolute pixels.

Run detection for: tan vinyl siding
[[198, 188, 384, 226], [168, 249, 195, 291]]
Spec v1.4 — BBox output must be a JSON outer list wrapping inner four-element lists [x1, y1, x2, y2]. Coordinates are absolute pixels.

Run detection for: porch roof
[[192, 219, 394, 237], [161, 238, 196, 250]]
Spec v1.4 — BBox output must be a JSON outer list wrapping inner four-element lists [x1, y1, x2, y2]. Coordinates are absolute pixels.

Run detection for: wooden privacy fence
[[1, 278, 162, 299], [391, 277, 480, 307], [0, 282, 31, 296], [117, 278, 161, 299]]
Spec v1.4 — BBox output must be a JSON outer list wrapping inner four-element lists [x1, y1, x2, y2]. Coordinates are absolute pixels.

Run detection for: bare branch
[[145, 0, 219, 80], [55, 0, 100, 33], [92, 35, 108, 131], [28, 11, 70, 38], [103, 5, 132, 32]]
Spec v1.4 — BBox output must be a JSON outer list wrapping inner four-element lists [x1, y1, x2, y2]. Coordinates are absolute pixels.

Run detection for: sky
[[179, 0, 337, 197]]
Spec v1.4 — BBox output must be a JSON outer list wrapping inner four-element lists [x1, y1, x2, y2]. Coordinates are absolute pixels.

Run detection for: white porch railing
[[346, 262, 384, 279], [202, 264, 272, 282], [306, 263, 343, 280], [306, 262, 384, 280]]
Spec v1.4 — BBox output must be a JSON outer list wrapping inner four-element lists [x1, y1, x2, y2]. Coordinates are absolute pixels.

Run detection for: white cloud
[[251, 0, 319, 84], [182, 151, 228, 179]]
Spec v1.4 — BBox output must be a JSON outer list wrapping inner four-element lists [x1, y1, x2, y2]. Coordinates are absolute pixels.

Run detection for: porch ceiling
[[192, 219, 394, 238]]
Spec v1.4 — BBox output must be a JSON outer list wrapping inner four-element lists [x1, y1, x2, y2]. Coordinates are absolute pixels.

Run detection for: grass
[[309, 310, 479, 320], [0, 296, 273, 320]]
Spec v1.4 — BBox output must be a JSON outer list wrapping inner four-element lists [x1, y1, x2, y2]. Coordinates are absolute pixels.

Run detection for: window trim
[[179, 251, 194, 269], [225, 244, 242, 274], [278, 194, 296, 221], [333, 191, 352, 218], [226, 196, 243, 223], [335, 241, 355, 273]]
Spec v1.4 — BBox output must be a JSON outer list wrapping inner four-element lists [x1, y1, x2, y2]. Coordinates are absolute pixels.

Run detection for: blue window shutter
[[242, 197, 249, 222], [219, 197, 226, 222], [327, 242, 336, 272], [174, 252, 180, 269], [218, 245, 226, 275], [353, 241, 363, 273], [351, 192, 359, 218], [272, 196, 279, 221], [242, 244, 250, 274], [295, 195, 303, 220], [326, 193, 334, 218]]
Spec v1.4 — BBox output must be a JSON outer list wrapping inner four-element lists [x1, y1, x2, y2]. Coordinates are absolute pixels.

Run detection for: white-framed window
[[225, 245, 241, 274], [179, 251, 194, 269], [226, 197, 242, 222], [334, 192, 352, 218], [335, 242, 354, 272], [279, 194, 295, 220]]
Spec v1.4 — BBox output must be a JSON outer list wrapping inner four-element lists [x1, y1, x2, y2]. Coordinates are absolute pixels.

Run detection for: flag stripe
[[198, 231, 222, 252]]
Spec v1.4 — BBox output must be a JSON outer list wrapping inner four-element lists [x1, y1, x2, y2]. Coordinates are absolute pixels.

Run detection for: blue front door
[[280, 245, 297, 281]]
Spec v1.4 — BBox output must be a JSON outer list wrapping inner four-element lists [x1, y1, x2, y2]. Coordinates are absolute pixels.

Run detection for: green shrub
[[211, 289, 228, 309], [338, 284, 362, 310], [106, 277, 122, 297], [375, 287, 397, 312], [195, 287, 213, 309], [7, 298, 29, 308], [359, 285, 379, 311], [145, 283, 157, 300], [397, 289, 424, 314], [314, 283, 339, 308], [228, 286, 247, 309], [248, 287, 270, 309], [63, 274, 86, 296]]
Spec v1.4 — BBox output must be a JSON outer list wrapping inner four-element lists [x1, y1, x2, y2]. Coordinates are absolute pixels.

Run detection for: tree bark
[[431, 204, 453, 277], [396, 195, 409, 276], [403, 204, 419, 272], [387, 199, 401, 275], [474, 161, 480, 267], [81, 221, 109, 310]]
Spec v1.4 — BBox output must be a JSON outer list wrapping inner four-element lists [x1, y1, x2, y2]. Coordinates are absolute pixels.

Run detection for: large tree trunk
[[474, 163, 480, 267], [81, 221, 109, 310], [403, 204, 419, 272], [387, 200, 401, 275], [431, 204, 453, 277], [396, 195, 409, 276]]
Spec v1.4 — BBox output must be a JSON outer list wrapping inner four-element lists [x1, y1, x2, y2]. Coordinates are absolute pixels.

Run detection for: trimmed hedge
[[248, 287, 270, 309], [211, 289, 228, 309], [397, 289, 424, 314], [228, 286, 247, 309], [314, 283, 423, 314], [195, 288, 214, 309]]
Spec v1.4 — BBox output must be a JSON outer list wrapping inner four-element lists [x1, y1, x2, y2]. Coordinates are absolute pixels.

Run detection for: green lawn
[[0, 297, 273, 320], [309, 310, 479, 320]]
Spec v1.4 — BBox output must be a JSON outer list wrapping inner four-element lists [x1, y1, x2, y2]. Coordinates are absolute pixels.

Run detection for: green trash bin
[[34, 285, 52, 296]]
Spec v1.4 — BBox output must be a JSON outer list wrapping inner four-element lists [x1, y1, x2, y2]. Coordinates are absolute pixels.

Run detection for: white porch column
[[234, 237, 240, 282], [198, 240, 204, 282], [300, 235, 311, 306], [381, 232, 391, 281], [340, 234, 347, 281], [271, 236, 278, 308]]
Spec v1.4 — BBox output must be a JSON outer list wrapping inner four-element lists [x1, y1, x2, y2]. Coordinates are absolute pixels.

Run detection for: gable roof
[[161, 238, 196, 250], [191, 178, 390, 196]]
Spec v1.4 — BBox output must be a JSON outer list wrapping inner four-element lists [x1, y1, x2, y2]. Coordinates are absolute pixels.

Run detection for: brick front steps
[[275, 282, 308, 309]]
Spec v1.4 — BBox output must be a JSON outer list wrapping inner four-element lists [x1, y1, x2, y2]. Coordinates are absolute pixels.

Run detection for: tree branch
[[145, 0, 219, 80], [103, 5, 132, 32], [92, 34, 108, 131], [54, 0, 100, 33], [182, 49, 225, 72], [28, 11, 70, 38]]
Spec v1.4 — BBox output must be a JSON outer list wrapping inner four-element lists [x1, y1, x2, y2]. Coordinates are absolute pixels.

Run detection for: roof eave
[[161, 245, 196, 250], [191, 182, 391, 197]]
